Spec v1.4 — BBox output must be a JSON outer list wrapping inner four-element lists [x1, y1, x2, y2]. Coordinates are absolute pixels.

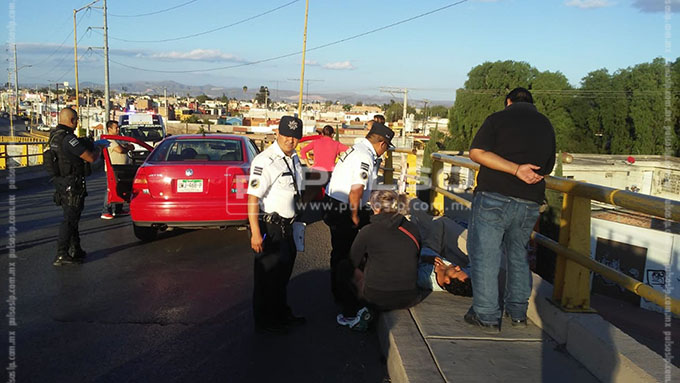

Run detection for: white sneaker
[[336, 313, 356, 327], [351, 307, 372, 332]]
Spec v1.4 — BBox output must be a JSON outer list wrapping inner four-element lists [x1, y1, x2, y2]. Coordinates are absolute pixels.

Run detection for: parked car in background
[[128, 134, 259, 241], [36, 124, 51, 132]]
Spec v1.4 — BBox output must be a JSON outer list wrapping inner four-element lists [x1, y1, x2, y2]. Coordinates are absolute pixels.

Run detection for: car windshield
[[120, 125, 164, 142], [148, 139, 244, 162]]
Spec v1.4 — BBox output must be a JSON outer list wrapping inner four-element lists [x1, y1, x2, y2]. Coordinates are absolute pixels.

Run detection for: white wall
[[590, 218, 679, 314]]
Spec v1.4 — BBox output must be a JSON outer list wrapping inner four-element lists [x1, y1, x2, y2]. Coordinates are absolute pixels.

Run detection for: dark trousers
[[57, 198, 85, 254], [323, 198, 371, 302], [336, 258, 423, 316], [336, 258, 365, 316], [252, 220, 297, 326]]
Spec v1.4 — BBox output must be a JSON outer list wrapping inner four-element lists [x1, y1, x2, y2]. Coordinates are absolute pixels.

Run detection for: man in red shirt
[[301, 125, 348, 172]]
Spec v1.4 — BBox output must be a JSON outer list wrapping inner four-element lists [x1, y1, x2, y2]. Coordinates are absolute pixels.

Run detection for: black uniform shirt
[[61, 129, 87, 159], [470, 102, 556, 204]]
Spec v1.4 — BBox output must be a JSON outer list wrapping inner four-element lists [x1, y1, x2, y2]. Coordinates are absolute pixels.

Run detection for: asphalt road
[[0, 116, 32, 136], [1, 173, 387, 382]]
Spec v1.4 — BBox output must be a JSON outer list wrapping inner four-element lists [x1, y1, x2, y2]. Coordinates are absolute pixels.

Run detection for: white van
[[118, 113, 166, 153]]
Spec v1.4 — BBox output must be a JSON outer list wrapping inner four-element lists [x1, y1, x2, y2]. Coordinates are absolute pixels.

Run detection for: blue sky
[[1, 0, 678, 102]]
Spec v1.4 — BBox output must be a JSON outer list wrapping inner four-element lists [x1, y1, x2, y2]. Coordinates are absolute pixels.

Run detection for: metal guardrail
[[0, 141, 48, 169], [390, 151, 679, 316]]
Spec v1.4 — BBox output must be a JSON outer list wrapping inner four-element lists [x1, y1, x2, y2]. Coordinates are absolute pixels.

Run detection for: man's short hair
[[505, 87, 533, 106], [106, 120, 119, 131], [373, 114, 385, 124], [444, 277, 473, 297], [322, 125, 334, 137]]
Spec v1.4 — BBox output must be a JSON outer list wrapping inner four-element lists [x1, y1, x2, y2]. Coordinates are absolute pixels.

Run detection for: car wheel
[[133, 223, 157, 242]]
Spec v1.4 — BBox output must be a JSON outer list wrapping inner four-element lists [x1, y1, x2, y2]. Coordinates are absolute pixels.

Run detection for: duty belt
[[260, 212, 295, 226]]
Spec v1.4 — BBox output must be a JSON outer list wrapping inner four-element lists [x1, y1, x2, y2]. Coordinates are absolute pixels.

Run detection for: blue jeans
[[468, 191, 540, 324]]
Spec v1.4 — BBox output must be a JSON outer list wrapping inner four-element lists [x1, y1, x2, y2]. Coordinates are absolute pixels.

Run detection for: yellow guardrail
[[387, 151, 680, 316], [0, 135, 48, 143], [0, 141, 48, 170]]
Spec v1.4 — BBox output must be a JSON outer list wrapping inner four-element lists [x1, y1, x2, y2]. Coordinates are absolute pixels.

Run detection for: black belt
[[260, 212, 295, 226]]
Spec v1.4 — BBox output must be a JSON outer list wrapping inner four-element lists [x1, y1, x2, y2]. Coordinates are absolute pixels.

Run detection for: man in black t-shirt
[[464, 88, 555, 332]]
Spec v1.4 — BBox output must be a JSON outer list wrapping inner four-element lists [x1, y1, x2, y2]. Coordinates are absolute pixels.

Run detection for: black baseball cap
[[368, 122, 395, 149], [278, 116, 303, 139]]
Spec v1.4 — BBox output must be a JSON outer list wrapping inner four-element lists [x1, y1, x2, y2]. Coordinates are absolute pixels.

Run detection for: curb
[[378, 310, 444, 383]]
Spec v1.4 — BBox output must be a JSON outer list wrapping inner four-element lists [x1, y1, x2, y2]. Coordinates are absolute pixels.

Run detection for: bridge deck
[[380, 293, 598, 383]]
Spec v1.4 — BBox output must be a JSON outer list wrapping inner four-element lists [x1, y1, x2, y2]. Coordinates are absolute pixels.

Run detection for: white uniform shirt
[[247, 141, 303, 219], [326, 138, 379, 206]]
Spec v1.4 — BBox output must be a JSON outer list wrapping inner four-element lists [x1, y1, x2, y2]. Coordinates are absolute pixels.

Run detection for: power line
[[29, 29, 92, 82], [98, 0, 299, 43], [26, 11, 90, 69], [99, 0, 470, 73], [109, 0, 200, 18]]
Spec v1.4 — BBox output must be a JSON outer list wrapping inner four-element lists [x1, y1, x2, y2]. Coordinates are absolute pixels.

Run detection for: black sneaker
[[254, 321, 289, 335], [53, 254, 83, 266], [464, 310, 500, 333], [69, 246, 87, 261], [284, 312, 306, 327], [504, 312, 528, 327]]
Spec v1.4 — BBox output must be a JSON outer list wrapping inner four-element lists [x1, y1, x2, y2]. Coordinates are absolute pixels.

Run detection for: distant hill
[[73, 80, 453, 107]]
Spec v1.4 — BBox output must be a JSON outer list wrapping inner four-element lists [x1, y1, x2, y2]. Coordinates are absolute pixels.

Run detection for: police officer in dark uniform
[[324, 123, 395, 312], [50, 108, 104, 266], [247, 116, 306, 334]]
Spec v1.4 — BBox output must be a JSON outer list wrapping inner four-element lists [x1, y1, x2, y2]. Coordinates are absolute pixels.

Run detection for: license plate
[[177, 179, 203, 193]]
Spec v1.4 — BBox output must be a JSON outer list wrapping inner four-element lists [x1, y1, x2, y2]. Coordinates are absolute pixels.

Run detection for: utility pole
[[103, 0, 111, 122], [8, 70, 14, 137], [164, 87, 168, 120], [73, 9, 80, 132], [13, 44, 19, 137], [55, 82, 60, 113], [380, 87, 409, 140], [268, 80, 281, 100], [297, 0, 310, 118], [264, 86, 268, 121], [288, 78, 323, 111], [422, 99, 430, 134], [87, 89, 91, 136]]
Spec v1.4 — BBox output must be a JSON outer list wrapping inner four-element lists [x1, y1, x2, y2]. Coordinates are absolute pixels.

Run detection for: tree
[[531, 70, 575, 152], [219, 93, 229, 103], [427, 105, 449, 118], [342, 104, 352, 112], [384, 102, 416, 123], [255, 86, 269, 105], [355, 101, 363, 107], [422, 127, 441, 169], [196, 94, 210, 104], [447, 61, 538, 151]]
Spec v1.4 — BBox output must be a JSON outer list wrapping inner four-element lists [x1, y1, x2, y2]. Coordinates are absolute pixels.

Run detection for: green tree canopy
[[255, 86, 270, 105]]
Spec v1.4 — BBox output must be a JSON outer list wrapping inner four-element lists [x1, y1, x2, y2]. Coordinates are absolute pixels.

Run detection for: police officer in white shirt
[[325, 122, 395, 307], [247, 115, 306, 334]]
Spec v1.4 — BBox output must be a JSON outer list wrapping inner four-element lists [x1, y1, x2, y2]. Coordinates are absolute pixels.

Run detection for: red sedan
[[128, 134, 257, 241]]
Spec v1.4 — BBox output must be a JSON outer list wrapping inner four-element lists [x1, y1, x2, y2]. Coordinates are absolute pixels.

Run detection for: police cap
[[278, 116, 303, 139], [368, 122, 395, 149]]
